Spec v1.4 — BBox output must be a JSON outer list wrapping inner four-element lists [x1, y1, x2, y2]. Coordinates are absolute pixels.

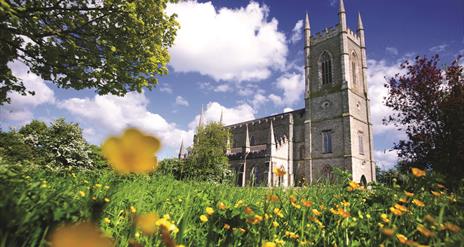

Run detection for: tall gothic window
[[322, 130, 332, 153], [321, 51, 332, 85], [351, 52, 358, 85]]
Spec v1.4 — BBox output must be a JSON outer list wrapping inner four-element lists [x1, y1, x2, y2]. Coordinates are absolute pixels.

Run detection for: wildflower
[[347, 181, 361, 191], [199, 215, 208, 223], [412, 199, 425, 207], [49, 222, 113, 247], [104, 185, 110, 189], [411, 167, 426, 177], [244, 207, 254, 215], [399, 197, 407, 203], [380, 213, 390, 223], [341, 200, 350, 207], [92, 196, 97, 201], [396, 234, 408, 244], [424, 214, 436, 224], [155, 215, 179, 233], [262, 242, 276, 247], [264, 213, 271, 220], [247, 215, 263, 225], [289, 195, 297, 203], [285, 231, 299, 239], [135, 232, 140, 238], [378, 223, 384, 228], [238, 228, 246, 233], [312, 209, 321, 216], [205, 207, 214, 216], [136, 213, 159, 235], [390, 206, 404, 216], [223, 224, 231, 230], [267, 194, 279, 202], [102, 128, 161, 174], [417, 224, 435, 238], [104, 198, 110, 203], [431, 191, 441, 197], [273, 208, 284, 218], [78, 191, 86, 197], [443, 223, 461, 233], [394, 203, 408, 212], [275, 239, 285, 245], [381, 228, 395, 237], [291, 202, 301, 209], [272, 221, 279, 228], [95, 184, 102, 188], [302, 200, 313, 207], [218, 202, 227, 210], [273, 167, 286, 177], [404, 191, 414, 197], [234, 200, 244, 208], [103, 218, 111, 224], [130, 206, 137, 214], [366, 213, 371, 219]]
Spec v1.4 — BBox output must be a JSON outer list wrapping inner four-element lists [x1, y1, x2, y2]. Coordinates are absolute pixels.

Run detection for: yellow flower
[[102, 128, 161, 174], [104, 198, 110, 203], [443, 222, 461, 233], [247, 215, 263, 225], [234, 200, 244, 208], [95, 184, 102, 188], [289, 195, 297, 203], [273, 167, 286, 177], [275, 239, 285, 245], [285, 231, 299, 239], [311, 209, 321, 216], [49, 222, 114, 247], [244, 207, 254, 215], [380, 213, 390, 223], [273, 208, 284, 218], [412, 199, 425, 207], [291, 202, 301, 209], [130, 206, 137, 214], [262, 242, 276, 247], [396, 233, 408, 244], [218, 202, 227, 210], [155, 215, 179, 233], [341, 200, 350, 207], [136, 212, 159, 235], [199, 215, 208, 223], [404, 191, 414, 197], [267, 194, 279, 202], [431, 191, 441, 197], [272, 221, 279, 228], [381, 228, 395, 237], [78, 191, 86, 197], [399, 197, 407, 203], [103, 218, 111, 224], [104, 185, 110, 189], [390, 206, 404, 216], [223, 224, 231, 230], [205, 207, 214, 216], [417, 224, 435, 238], [411, 167, 426, 177], [302, 199, 313, 207]]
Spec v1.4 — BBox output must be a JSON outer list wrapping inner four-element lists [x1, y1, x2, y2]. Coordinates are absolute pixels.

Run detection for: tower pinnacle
[[357, 12, 364, 30], [338, 0, 347, 31]]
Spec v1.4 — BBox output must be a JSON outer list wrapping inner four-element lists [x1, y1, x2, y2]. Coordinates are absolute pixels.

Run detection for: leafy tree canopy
[[185, 122, 232, 183], [384, 55, 464, 188], [0, 0, 179, 104]]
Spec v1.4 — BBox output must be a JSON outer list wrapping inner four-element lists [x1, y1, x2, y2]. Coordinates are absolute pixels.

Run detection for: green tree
[[0, 130, 34, 163], [185, 122, 232, 183], [384, 55, 464, 188], [1, 0, 179, 104]]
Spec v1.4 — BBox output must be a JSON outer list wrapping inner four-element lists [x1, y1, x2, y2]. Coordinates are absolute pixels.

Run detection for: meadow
[[0, 161, 462, 247]]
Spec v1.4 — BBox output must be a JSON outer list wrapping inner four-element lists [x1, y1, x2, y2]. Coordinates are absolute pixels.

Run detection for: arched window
[[351, 52, 358, 85], [320, 51, 332, 85]]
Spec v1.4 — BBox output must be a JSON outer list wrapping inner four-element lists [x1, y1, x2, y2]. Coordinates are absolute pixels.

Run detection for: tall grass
[[0, 162, 462, 246]]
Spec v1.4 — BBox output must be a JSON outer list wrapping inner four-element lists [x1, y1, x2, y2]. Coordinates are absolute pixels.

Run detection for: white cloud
[[158, 83, 173, 94], [274, 72, 304, 106], [251, 93, 268, 109], [290, 19, 303, 44], [188, 102, 256, 129], [385, 47, 398, 56], [429, 44, 448, 53], [374, 149, 399, 170], [175, 96, 189, 106], [214, 84, 232, 93], [268, 94, 283, 105], [59, 92, 194, 149], [166, 1, 287, 82], [0, 60, 55, 123], [283, 107, 293, 113], [367, 59, 405, 135]]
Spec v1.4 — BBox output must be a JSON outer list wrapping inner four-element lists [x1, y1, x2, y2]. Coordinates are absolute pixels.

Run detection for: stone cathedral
[[188, 0, 376, 187]]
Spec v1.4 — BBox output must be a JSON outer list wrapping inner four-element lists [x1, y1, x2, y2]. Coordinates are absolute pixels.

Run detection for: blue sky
[[1, 0, 463, 169]]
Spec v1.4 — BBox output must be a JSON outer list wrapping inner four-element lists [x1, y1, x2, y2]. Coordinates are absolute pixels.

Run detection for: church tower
[[303, 0, 375, 184]]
